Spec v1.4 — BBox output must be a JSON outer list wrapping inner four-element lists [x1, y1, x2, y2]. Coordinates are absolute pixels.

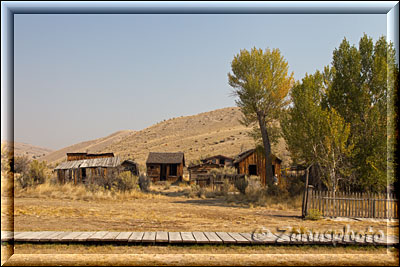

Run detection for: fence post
[[301, 166, 311, 217]]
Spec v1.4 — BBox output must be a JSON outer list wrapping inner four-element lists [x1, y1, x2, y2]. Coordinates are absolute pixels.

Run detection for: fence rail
[[303, 187, 398, 219]]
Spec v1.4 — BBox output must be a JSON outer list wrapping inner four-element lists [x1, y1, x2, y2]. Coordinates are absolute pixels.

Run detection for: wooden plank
[[192, 232, 209, 244], [47, 232, 71, 242], [180, 232, 196, 243], [74, 232, 96, 242], [203, 232, 223, 244], [128, 232, 144, 243], [142, 232, 156, 243], [102, 232, 121, 242], [34, 231, 59, 242], [115, 232, 133, 242], [38, 232, 64, 242], [1, 231, 13, 242], [61, 232, 85, 242], [168, 232, 182, 243], [87, 231, 108, 241], [274, 232, 291, 244], [216, 232, 236, 244], [155, 231, 169, 243], [239, 233, 262, 244], [228, 232, 250, 244], [17, 231, 45, 242]]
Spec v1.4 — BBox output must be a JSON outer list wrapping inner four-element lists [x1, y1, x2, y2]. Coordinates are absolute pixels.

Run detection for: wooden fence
[[303, 186, 398, 219]]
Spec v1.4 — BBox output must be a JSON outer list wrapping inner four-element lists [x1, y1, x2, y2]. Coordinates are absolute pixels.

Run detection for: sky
[[14, 14, 387, 150]]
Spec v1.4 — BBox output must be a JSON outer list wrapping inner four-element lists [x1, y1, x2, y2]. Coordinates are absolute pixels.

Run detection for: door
[[160, 164, 167, 181]]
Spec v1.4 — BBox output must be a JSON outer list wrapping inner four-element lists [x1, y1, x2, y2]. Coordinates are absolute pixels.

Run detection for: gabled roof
[[146, 152, 185, 165], [233, 149, 282, 164], [188, 162, 223, 169], [201, 155, 233, 161], [55, 157, 120, 170]]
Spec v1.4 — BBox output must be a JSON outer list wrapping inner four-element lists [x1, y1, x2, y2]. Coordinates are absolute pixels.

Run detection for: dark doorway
[[220, 159, 225, 165], [272, 165, 275, 176], [160, 164, 167, 181], [249, 164, 257, 175], [81, 168, 86, 183]]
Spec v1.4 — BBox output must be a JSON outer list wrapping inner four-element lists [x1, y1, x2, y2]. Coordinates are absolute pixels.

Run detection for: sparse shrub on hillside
[[139, 174, 151, 192]]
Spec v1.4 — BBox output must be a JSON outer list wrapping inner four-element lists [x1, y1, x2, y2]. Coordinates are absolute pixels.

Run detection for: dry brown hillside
[[40, 130, 135, 166], [40, 107, 290, 168], [13, 142, 53, 160], [103, 107, 290, 167]]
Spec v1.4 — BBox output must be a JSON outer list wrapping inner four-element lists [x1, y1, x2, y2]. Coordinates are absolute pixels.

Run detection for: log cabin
[[233, 148, 282, 186], [146, 152, 185, 183]]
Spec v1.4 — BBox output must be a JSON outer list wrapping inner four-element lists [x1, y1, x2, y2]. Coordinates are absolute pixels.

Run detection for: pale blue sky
[[14, 14, 387, 150]]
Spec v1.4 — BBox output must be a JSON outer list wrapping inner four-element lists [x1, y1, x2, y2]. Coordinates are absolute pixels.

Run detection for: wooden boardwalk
[[1, 231, 398, 246]]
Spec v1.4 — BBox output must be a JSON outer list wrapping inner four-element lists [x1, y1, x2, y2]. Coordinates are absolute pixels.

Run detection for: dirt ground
[[5, 185, 398, 236]]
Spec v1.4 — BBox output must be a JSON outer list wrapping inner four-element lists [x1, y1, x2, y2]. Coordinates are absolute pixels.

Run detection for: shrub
[[286, 176, 305, 197], [234, 176, 248, 194], [14, 156, 30, 174], [305, 209, 322, 220], [114, 171, 138, 192], [138, 174, 151, 192], [16, 160, 49, 189]]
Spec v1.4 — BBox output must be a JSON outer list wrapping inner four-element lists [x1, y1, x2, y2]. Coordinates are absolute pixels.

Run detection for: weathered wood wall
[[146, 163, 183, 183], [235, 151, 281, 186]]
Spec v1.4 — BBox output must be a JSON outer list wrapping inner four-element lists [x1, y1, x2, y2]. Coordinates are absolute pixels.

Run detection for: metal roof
[[54, 157, 121, 170]]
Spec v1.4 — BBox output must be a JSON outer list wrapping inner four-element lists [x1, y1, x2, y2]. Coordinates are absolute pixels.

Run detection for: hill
[[40, 130, 136, 166], [103, 107, 290, 167], [13, 142, 54, 160], [41, 107, 291, 168]]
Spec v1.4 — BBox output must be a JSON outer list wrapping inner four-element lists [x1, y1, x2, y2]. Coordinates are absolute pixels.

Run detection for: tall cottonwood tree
[[281, 71, 353, 191], [327, 35, 397, 192], [283, 34, 398, 193], [228, 47, 294, 186]]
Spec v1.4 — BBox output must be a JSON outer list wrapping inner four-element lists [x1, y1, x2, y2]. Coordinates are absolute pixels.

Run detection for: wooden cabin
[[66, 152, 114, 161], [146, 152, 185, 183], [233, 148, 282, 186], [188, 162, 222, 184], [54, 156, 121, 184], [201, 155, 233, 167], [121, 159, 139, 176]]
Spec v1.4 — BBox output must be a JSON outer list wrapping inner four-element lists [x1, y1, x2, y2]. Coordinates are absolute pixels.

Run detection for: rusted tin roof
[[55, 157, 121, 170]]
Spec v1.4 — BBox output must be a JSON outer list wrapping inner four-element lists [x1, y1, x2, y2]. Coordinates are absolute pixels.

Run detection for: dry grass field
[[8, 184, 397, 235]]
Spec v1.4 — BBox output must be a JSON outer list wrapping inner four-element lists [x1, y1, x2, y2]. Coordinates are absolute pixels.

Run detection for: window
[[220, 159, 225, 165], [169, 164, 178, 176], [249, 165, 257, 175]]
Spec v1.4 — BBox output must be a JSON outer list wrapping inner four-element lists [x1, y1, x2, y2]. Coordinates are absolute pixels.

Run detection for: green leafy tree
[[282, 71, 353, 191], [228, 47, 294, 186], [327, 35, 397, 192]]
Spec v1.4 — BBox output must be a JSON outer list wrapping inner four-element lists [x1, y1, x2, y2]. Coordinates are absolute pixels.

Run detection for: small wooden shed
[[188, 162, 222, 183], [233, 148, 282, 186], [146, 152, 185, 183], [201, 155, 233, 167], [55, 156, 121, 184]]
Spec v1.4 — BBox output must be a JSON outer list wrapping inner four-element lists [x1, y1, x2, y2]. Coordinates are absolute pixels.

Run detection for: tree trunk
[[257, 111, 274, 187]]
